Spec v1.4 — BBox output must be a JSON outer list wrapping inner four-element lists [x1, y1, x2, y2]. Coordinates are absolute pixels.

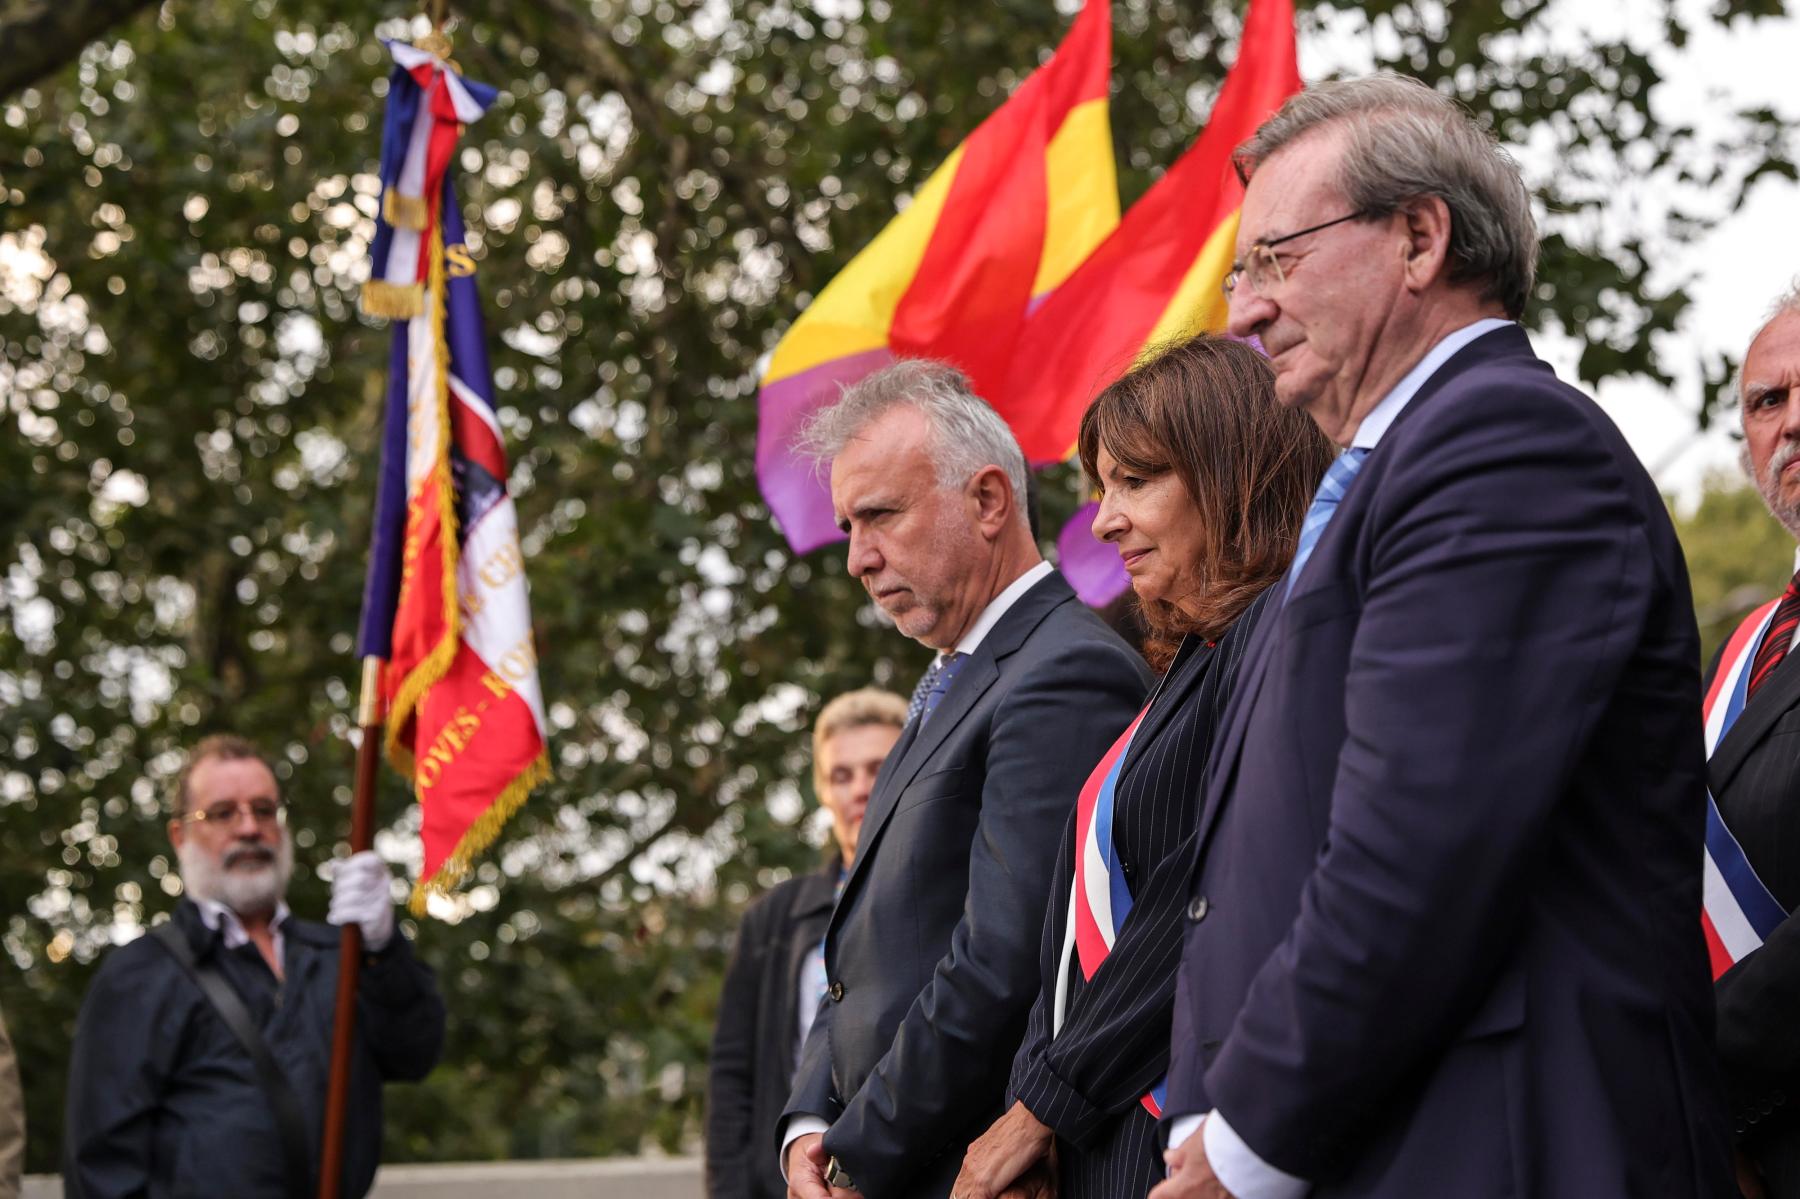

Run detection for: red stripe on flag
[[995, 0, 1300, 462], [451, 394, 510, 482], [1702, 908, 1734, 982], [406, 640, 547, 886], [887, 0, 1109, 399], [384, 476, 454, 723]]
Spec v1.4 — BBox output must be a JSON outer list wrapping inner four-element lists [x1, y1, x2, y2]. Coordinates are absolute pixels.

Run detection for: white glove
[[327, 850, 396, 952]]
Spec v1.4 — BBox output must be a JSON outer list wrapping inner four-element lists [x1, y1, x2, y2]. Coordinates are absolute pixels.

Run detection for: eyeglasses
[[1221, 211, 1368, 300], [180, 800, 286, 828]]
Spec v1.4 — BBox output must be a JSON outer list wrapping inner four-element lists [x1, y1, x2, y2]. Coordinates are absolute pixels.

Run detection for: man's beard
[[177, 832, 294, 917], [1750, 439, 1800, 541]]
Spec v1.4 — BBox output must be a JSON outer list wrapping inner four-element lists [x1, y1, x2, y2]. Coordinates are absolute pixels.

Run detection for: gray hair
[[1737, 276, 1800, 413], [1234, 74, 1538, 320], [800, 359, 1030, 527]]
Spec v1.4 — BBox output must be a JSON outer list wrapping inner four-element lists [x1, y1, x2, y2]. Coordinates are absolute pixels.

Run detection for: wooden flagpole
[[317, 656, 384, 1199]]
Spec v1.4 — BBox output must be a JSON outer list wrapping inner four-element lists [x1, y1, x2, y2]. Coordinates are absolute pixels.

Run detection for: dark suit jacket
[[1008, 591, 1273, 1199], [707, 864, 839, 1199], [1165, 326, 1732, 1197], [783, 569, 1151, 1198], [1710, 631, 1800, 1196]]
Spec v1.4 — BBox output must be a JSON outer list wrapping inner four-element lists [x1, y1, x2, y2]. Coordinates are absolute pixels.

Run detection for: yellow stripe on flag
[[764, 146, 967, 385], [1032, 97, 1118, 298], [1140, 211, 1241, 351]]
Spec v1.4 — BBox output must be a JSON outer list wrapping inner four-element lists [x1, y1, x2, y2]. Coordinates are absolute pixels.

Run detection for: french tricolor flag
[[1700, 598, 1787, 979]]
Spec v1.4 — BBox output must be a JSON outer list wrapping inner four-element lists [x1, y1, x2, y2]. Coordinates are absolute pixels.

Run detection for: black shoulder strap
[[152, 921, 317, 1199]]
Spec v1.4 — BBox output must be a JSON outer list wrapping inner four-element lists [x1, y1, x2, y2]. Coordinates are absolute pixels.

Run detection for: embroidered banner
[[358, 40, 550, 913]]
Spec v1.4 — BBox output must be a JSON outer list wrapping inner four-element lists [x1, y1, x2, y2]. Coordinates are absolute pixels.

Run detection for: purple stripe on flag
[[1058, 501, 1129, 608], [756, 347, 895, 554]]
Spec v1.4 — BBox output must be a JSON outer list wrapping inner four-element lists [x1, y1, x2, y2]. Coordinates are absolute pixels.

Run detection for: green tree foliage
[[1675, 473, 1797, 666], [1, 0, 1792, 1171]]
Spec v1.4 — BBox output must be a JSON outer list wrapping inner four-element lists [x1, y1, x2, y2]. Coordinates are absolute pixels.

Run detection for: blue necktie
[[1285, 447, 1369, 602], [906, 652, 968, 726]]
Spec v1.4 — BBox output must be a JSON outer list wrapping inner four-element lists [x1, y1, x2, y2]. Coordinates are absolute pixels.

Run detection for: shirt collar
[[1350, 318, 1515, 450], [950, 560, 1055, 659], [194, 897, 291, 950]]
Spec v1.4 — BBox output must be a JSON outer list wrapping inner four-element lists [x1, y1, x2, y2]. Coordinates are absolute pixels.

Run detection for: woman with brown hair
[[952, 333, 1333, 1199]]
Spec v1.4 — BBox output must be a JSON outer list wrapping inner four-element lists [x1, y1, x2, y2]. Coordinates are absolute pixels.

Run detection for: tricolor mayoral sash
[[1702, 598, 1790, 979], [1053, 705, 1165, 1116]]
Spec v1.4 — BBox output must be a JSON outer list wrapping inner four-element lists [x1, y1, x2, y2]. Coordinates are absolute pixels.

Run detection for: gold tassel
[[407, 751, 552, 917], [360, 280, 423, 320], [382, 188, 430, 231]]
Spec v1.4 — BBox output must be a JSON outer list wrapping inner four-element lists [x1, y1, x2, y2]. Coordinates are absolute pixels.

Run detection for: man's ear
[[967, 465, 1015, 539], [1399, 195, 1454, 294], [168, 817, 186, 852]]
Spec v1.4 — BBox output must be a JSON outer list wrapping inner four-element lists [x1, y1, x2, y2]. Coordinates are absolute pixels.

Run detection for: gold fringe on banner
[[360, 279, 423, 319], [383, 225, 462, 774], [382, 188, 430, 231], [407, 750, 552, 916]]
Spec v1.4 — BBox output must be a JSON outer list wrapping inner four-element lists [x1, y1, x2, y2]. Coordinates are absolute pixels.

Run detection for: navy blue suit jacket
[[784, 569, 1150, 1198], [1166, 326, 1732, 1197]]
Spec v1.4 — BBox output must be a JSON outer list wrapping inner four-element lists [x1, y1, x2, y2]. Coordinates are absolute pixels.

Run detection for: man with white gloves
[[64, 734, 445, 1199]]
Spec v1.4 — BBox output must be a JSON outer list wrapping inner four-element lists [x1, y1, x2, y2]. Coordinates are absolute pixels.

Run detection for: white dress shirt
[[1165, 318, 1515, 1198], [194, 897, 292, 973], [780, 558, 1056, 1178]]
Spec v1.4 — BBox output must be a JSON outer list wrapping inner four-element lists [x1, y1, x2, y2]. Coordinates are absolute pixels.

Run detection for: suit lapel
[[1193, 602, 1282, 849], [1116, 637, 1211, 789], [838, 651, 1000, 907], [1191, 327, 1540, 852], [1710, 650, 1800, 796], [833, 572, 1077, 921]]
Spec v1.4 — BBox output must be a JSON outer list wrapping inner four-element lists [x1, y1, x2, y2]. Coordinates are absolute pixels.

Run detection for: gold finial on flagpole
[[415, 0, 454, 63]]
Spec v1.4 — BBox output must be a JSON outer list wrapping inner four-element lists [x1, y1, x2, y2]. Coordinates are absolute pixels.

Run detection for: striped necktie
[[1747, 571, 1800, 701], [1285, 447, 1370, 602]]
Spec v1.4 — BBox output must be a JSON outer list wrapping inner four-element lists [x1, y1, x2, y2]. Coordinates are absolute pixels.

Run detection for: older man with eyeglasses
[[1152, 74, 1731, 1199], [63, 734, 445, 1199]]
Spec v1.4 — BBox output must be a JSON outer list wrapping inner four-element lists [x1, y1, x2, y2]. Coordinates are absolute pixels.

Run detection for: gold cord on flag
[[383, 226, 462, 790]]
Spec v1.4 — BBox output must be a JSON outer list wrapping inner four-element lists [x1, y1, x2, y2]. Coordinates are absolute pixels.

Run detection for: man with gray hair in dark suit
[[780, 359, 1151, 1199]]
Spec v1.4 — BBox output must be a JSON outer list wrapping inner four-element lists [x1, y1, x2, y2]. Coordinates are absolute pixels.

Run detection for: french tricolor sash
[[1053, 705, 1166, 1117], [1701, 598, 1788, 979]]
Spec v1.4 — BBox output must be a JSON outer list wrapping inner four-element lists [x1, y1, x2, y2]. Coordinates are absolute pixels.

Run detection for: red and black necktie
[[1747, 570, 1800, 701]]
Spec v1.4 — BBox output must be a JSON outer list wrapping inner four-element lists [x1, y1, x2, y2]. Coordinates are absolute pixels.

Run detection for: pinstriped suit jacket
[[1711, 634, 1800, 1197], [1006, 589, 1272, 1199]]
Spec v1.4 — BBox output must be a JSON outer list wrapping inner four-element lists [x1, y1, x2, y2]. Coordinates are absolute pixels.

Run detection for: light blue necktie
[[1284, 447, 1370, 602]]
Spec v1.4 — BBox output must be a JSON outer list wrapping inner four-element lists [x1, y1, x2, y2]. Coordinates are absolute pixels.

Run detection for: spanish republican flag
[[358, 41, 550, 913], [757, 1, 1117, 553], [996, 0, 1302, 464]]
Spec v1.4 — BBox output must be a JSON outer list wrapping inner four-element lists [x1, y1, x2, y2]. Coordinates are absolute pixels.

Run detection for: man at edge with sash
[[1710, 281, 1800, 1199]]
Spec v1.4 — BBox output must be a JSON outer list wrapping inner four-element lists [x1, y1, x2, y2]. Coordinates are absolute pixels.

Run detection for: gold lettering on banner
[[479, 671, 512, 700], [416, 705, 484, 791], [497, 637, 538, 684], [445, 244, 476, 278], [477, 539, 525, 591]]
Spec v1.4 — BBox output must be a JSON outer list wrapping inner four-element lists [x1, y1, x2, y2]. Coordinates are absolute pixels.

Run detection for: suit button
[[828, 981, 845, 1002], [1187, 895, 1209, 923]]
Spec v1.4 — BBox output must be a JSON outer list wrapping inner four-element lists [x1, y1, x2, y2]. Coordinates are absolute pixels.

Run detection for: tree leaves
[[1, 0, 1790, 1171]]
